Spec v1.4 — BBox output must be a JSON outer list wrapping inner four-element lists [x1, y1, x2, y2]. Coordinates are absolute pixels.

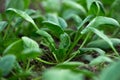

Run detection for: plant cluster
[[0, 0, 120, 80]]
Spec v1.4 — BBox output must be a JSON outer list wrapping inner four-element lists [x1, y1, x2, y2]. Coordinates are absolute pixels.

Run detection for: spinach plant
[[0, 0, 120, 80]]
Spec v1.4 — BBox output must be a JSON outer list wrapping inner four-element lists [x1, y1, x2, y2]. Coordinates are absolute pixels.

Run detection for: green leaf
[[41, 0, 61, 12], [43, 14, 66, 37], [22, 37, 39, 48], [58, 17, 68, 29], [56, 62, 84, 69], [79, 48, 105, 55], [87, 38, 120, 49], [5, 0, 30, 9], [36, 30, 56, 51], [45, 14, 67, 29], [43, 68, 84, 80], [81, 16, 120, 34], [43, 21, 64, 37], [0, 21, 8, 32], [6, 8, 38, 30], [59, 33, 71, 49], [89, 27, 112, 48], [13, 9, 36, 27], [100, 61, 120, 80], [87, 0, 96, 10], [111, 0, 120, 23], [3, 37, 41, 60], [5, 0, 24, 10], [63, 0, 86, 15], [62, 10, 81, 21], [54, 33, 71, 62], [3, 40, 23, 55], [54, 48, 67, 62], [0, 55, 16, 76], [88, 27, 119, 56], [89, 56, 113, 66], [87, 0, 105, 15], [77, 15, 94, 30], [21, 48, 41, 60], [72, 14, 83, 25]]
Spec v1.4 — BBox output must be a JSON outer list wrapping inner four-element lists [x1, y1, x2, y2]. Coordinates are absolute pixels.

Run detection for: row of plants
[[0, 0, 120, 80]]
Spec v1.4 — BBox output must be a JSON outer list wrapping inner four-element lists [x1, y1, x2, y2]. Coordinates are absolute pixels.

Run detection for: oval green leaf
[[0, 21, 8, 32], [3, 37, 41, 60], [63, 0, 86, 15], [0, 55, 16, 76], [36, 30, 56, 51], [6, 8, 38, 30], [87, 38, 120, 50], [43, 14, 66, 37], [89, 56, 113, 66], [100, 61, 120, 80], [81, 16, 120, 34], [43, 68, 84, 80], [59, 33, 71, 49], [79, 48, 105, 55]]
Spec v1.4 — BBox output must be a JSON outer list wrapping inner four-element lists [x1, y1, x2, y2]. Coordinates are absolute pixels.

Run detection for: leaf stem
[[111, 46, 119, 57], [35, 57, 56, 65], [52, 52, 59, 63], [65, 50, 80, 62], [79, 32, 91, 48], [112, 28, 120, 37], [67, 35, 82, 55], [26, 60, 30, 70], [33, 23, 39, 31], [66, 32, 91, 61], [3, 24, 10, 40]]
